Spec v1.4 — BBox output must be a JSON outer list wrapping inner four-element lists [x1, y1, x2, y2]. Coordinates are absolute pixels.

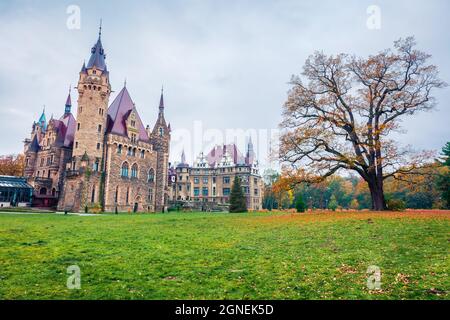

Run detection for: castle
[[168, 140, 263, 211], [23, 28, 170, 213]]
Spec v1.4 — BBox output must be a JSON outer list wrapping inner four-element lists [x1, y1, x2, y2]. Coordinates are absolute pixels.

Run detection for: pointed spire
[[86, 24, 107, 71], [98, 19, 102, 39], [246, 135, 255, 165], [159, 85, 164, 113], [181, 149, 186, 164], [38, 106, 47, 131], [247, 135, 254, 153], [80, 60, 87, 73], [65, 85, 72, 114]]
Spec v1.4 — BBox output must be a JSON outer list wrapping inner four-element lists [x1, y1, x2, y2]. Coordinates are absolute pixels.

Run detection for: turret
[[64, 87, 72, 115], [72, 23, 111, 166], [38, 107, 47, 131], [246, 136, 255, 165], [151, 87, 171, 212], [151, 87, 170, 149]]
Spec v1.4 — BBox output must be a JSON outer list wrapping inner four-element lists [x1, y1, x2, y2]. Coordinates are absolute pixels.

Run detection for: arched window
[[121, 162, 129, 177], [132, 148, 136, 157], [131, 163, 138, 178], [51, 188, 56, 197], [127, 147, 132, 156], [39, 188, 47, 195], [147, 168, 155, 183], [117, 144, 122, 154], [159, 127, 164, 136]]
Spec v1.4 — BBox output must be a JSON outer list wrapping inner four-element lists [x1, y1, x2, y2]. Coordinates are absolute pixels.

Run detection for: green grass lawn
[[0, 211, 448, 300]]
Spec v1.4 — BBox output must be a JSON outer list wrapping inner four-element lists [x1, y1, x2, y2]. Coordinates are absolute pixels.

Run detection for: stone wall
[[103, 134, 159, 212]]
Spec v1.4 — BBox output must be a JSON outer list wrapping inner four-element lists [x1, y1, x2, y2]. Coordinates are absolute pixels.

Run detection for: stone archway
[[133, 196, 142, 213]]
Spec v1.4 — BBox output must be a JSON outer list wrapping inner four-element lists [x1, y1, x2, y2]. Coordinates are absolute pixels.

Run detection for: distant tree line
[[0, 154, 25, 177]]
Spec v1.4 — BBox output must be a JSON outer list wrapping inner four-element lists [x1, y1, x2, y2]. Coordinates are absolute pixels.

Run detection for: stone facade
[[24, 28, 170, 213], [169, 142, 264, 211], [23, 100, 76, 207]]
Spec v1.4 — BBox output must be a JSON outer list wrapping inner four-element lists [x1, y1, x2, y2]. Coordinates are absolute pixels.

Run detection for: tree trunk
[[368, 178, 387, 211]]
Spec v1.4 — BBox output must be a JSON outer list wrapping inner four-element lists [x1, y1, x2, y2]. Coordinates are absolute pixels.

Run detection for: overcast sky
[[0, 0, 449, 169]]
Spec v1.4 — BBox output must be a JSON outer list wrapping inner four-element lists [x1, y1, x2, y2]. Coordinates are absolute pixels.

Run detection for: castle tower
[[72, 25, 111, 167], [151, 87, 171, 212]]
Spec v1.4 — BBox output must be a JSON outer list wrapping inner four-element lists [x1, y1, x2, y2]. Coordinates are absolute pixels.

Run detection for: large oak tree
[[279, 37, 446, 210]]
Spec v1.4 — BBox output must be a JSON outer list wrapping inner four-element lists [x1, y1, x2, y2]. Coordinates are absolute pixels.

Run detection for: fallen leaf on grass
[[395, 273, 410, 285], [339, 264, 358, 274]]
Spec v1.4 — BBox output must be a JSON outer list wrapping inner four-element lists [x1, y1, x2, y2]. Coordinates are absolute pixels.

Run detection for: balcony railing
[[34, 177, 52, 183], [65, 170, 80, 177]]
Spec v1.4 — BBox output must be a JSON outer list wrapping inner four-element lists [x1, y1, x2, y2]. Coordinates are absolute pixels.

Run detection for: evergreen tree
[[229, 176, 247, 213], [436, 142, 450, 208], [328, 194, 338, 211], [295, 195, 307, 212]]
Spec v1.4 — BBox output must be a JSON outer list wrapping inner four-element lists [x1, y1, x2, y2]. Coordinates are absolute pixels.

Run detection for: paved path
[[0, 211, 101, 216]]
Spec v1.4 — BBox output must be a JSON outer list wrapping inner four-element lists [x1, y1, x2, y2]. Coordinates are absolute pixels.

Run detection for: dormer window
[[159, 127, 164, 136]]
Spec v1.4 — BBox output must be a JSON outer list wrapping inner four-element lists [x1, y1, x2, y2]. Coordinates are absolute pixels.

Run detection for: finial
[[43, 105, 45, 113], [99, 19, 102, 38], [69, 84, 71, 95], [124, 78, 127, 88], [159, 85, 165, 111]]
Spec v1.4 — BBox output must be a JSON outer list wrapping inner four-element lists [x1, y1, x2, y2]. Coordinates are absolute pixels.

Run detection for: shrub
[[386, 198, 406, 211], [295, 195, 307, 212], [328, 195, 338, 211], [88, 203, 102, 214], [168, 205, 181, 212], [350, 199, 360, 210]]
